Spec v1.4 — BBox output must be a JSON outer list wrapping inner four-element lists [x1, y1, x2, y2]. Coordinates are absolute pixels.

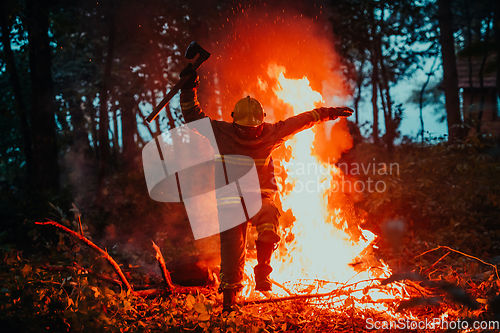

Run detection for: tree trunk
[[86, 94, 99, 157], [419, 57, 439, 142], [437, 0, 462, 141], [1, 2, 34, 189], [121, 93, 138, 172], [354, 58, 366, 125], [68, 90, 91, 156], [465, 0, 475, 110], [96, 6, 116, 202], [369, 8, 380, 145], [370, 46, 380, 144], [112, 105, 119, 165], [476, 15, 492, 133], [26, 0, 60, 193], [371, 61, 380, 145], [495, 0, 500, 140], [378, 43, 393, 121]]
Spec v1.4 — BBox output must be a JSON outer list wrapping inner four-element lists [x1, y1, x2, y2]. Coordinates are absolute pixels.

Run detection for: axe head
[[185, 41, 211, 61]]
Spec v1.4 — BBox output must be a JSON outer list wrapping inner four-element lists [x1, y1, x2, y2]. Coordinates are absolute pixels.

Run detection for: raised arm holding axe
[[146, 41, 211, 123]]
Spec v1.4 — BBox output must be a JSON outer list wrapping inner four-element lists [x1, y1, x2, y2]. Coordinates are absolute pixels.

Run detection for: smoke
[[196, 1, 355, 168], [200, 1, 351, 122]]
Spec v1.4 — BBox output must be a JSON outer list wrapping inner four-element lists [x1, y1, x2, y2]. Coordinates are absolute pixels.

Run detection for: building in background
[[457, 55, 500, 136]]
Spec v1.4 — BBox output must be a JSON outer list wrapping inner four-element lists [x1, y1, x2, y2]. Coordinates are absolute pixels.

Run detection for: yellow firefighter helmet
[[232, 96, 265, 127]]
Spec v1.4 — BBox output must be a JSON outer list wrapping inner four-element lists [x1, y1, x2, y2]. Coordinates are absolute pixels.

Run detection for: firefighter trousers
[[219, 195, 281, 291]]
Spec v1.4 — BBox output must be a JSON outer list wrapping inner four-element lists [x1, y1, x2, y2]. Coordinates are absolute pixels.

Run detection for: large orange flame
[[242, 65, 408, 314], [202, 4, 409, 314]]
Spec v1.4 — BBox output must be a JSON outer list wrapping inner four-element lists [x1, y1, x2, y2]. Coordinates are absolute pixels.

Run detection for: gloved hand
[[179, 64, 199, 90], [315, 107, 354, 120]]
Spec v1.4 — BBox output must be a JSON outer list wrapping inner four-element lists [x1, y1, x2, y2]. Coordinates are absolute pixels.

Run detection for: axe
[[146, 41, 211, 123]]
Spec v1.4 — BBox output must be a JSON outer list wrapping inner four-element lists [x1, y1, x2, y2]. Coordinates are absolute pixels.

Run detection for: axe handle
[[146, 76, 190, 123], [146, 55, 209, 123]]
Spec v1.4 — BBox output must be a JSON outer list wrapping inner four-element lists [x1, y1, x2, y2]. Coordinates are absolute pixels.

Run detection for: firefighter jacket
[[180, 88, 332, 197]]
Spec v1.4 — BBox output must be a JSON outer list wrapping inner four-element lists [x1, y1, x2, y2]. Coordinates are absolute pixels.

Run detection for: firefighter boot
[[222, 288, 240, 312], [254, 240, 275, 291]]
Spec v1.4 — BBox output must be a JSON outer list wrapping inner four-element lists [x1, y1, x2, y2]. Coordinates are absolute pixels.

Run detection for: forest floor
[[1, 139, 500, 332]]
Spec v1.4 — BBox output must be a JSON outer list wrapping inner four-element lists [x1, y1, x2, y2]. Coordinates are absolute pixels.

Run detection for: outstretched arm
[[179, 68, 208, 123], [273, 106, 353, 142]]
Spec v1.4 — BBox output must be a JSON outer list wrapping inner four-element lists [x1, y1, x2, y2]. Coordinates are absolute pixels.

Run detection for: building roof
[[457, 56, 497, 89]]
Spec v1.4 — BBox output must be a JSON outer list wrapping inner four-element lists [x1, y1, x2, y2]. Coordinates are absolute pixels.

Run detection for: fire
[[242, 65, 409, 314]]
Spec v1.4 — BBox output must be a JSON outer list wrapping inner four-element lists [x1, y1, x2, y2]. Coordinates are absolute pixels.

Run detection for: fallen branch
[[150, 240, 202, 295], [152, 240, 175, 291], [243, 291, 333, 305], [271, 279, 294, 296], [422, 251, 450, 277], [243, 290, 397, 306], [134, 289, 164, 298], [36, 220, 134, 294], [416, 245, 500, 280], [244, 279, 389, 306]]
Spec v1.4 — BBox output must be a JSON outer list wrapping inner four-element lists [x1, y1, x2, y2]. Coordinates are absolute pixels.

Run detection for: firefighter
[[179, 69, 353, 311]]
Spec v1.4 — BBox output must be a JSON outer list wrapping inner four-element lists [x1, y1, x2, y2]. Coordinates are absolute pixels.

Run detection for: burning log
[[36, 220, 134, 294]]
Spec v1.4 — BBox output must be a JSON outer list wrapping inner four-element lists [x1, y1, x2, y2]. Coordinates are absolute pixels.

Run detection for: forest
[[1, 0, 500, 332]]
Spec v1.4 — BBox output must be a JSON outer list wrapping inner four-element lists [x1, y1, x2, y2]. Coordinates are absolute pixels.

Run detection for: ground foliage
[[1, 138, 500, 332], [350, 136, 500, 265]]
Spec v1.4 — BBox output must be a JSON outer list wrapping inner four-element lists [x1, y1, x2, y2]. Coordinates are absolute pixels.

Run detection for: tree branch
[[152, 240, 175, 292], [36, 220, 134, 294], [415, 245, 500, 280]]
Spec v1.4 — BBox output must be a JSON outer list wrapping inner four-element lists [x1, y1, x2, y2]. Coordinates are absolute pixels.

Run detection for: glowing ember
[[243, 65, 409, 313]]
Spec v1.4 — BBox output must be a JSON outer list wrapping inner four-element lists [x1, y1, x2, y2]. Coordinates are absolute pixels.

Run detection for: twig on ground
[[77, 215, 83, 236], [152, 240, 175, 292], [36, 220, 134, 294], [150, 241, 202, 295], [244, 278, 389, 306], [405, 280, 433, 297], [422, 251, 450, 277], [416, 245, 500, 280], [243, 290, 397, 306], [134, 289, 164, 297], [271, 279, 294, 296]]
